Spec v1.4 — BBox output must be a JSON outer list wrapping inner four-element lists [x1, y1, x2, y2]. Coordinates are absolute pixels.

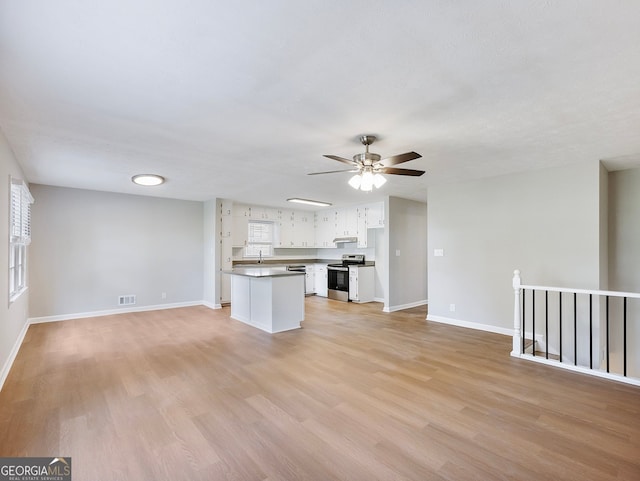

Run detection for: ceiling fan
[[309, 135, 424, 191]]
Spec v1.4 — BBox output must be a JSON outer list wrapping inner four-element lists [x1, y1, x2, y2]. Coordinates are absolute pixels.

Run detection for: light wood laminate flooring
[[1, 298, 639, 480]]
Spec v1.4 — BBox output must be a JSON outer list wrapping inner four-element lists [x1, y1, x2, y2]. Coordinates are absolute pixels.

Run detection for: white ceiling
[[1, 1, 640, 209]]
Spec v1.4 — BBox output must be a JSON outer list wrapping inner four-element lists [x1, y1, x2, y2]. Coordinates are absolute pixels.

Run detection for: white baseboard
[[426, 314, 513, 337], [202, 301, 222, 310], [28, 300, 207, 324], [0, 320, 30, 392], [383, 299, 428, 313], [514, 353, 640, 387]]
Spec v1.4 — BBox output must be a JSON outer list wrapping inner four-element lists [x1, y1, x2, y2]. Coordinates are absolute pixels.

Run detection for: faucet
[[258, 250, 263, 264]]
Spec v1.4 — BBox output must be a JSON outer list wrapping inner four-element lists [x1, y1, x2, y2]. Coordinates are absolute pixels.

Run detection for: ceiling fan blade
[[323, 154, 357, 166], [378, 167, 425, 176], [379, 151, 422, 166], [308, 169, 359, 175]]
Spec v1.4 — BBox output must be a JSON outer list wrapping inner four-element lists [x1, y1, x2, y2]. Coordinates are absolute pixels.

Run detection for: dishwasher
[[286, 265, 307, 294]]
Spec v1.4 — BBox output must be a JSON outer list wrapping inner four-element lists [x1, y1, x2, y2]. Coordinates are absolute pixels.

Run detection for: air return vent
[[118, 295, 136, 306]]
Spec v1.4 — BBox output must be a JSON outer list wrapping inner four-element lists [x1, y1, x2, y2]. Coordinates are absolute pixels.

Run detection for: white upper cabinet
[[366, 202, 385, 228], [292, 211, 314, 247], [273, 209, 314, 248], [233, 203, 251, 218], [315, 211, 336, 247], [275, 209, 295, 247], [251, 206, 278, 220], [335, 207, 358, 237], [221, 201, 233, 238], [232, 203, 251, 247], [357, 206, 368, 248], [229, 200, 385, 251], [221, 199, 233, 217]]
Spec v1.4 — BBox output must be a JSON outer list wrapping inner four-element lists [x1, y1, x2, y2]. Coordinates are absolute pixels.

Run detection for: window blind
[[10, 178, 34, 245], [246, 221, 273, 257]]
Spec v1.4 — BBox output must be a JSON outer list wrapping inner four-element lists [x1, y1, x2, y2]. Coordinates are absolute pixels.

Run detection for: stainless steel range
[[327, 254, 365, 301]]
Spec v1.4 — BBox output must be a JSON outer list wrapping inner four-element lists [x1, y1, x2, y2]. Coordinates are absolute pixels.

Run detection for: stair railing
[[511, 270, 640, 387]]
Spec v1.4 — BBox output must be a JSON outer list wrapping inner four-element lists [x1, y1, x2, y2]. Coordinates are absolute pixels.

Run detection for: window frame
[[9, 178, 33, 303], [245, 220, 274, 258]]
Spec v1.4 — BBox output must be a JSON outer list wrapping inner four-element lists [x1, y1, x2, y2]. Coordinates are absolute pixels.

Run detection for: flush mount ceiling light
[[309, 135, 424, 192], [287, 198, 332, 207], [132, 174, 165, 186]]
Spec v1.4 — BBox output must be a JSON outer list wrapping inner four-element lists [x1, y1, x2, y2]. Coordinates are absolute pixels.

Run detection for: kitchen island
[[224, 267, 305, 333]]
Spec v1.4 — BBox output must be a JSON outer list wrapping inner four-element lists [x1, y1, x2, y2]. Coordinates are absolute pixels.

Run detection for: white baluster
[[511, 269, 522, 357]]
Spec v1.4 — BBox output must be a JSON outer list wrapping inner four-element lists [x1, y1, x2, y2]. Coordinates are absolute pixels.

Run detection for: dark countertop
[[223, 267, 305, 278], [232, 259, 375, 267]]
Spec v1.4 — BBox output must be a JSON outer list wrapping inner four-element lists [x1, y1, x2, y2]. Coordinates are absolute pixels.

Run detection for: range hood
[[333, 236, 358, 244]]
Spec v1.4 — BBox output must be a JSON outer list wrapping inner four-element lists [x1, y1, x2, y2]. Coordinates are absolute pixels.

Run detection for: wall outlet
[[434, 248, 444, 257], [449, 303, 456, 312], [395, 249, 401, 256], [161, 292, 167, 300]]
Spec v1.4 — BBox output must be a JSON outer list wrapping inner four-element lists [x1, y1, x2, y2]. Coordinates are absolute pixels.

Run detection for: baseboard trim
[[426, 314, 513, 337], [28, 300, 206, 324], [513, 353, 640, 387], [202, 301, 222, 310], [383, 300, 428, 313], [0, 320, 30, 392]]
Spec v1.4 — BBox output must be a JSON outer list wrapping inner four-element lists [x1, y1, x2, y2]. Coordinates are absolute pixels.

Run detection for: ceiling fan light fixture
[[313, 134, 424, 191], [348, 174, 362, 189], [373, 173, 387, 188], [132, 174, 165, 186], [360, 170, 374, 191]]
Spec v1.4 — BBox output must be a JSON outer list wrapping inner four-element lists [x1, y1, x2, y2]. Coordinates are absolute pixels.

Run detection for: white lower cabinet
[[348, 265, 374, 303], [314, 264, 328, 297], [305, 265, 315, 294]]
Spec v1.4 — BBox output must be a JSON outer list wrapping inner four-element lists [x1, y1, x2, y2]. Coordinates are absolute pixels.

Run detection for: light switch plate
[[395, 249, 400, 256], [434, 248, 444, 257]]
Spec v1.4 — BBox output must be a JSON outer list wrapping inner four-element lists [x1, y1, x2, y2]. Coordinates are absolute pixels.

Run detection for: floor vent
[[118, 295, 136, 306]]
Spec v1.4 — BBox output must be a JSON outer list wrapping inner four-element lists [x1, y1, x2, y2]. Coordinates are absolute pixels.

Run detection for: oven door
[[327, 266, 349, 301]]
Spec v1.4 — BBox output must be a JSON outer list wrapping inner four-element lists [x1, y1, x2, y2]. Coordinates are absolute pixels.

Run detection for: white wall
[[386, 197, 428, 311], [0, 128, 30, 389], [374, 228, 385, 300], [427, 161, 603, 332], [608, 167, 640, 292], [599, 163, 609, 289], [202, 199, 218, 307], [29, 185, 204, 318], [608, 167, 640, 377]]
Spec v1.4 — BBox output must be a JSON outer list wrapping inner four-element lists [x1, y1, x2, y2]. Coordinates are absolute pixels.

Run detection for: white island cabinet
[[225, 267, 305, 333]]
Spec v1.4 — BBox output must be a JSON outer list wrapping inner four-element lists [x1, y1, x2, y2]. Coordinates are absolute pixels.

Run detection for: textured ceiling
[[1, 1, 640, 208]]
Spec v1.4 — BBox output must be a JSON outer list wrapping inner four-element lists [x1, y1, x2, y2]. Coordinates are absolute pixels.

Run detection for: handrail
[[519, 284, 640, 299], [511, 269, 640, 386]]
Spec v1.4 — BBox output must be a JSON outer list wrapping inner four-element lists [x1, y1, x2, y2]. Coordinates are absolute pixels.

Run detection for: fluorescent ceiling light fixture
[[132, 174, 165, 186], [287, 198, 332, 207]]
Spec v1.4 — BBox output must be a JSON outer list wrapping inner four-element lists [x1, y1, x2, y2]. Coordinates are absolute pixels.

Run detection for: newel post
[[511, 269, 522, 357]]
